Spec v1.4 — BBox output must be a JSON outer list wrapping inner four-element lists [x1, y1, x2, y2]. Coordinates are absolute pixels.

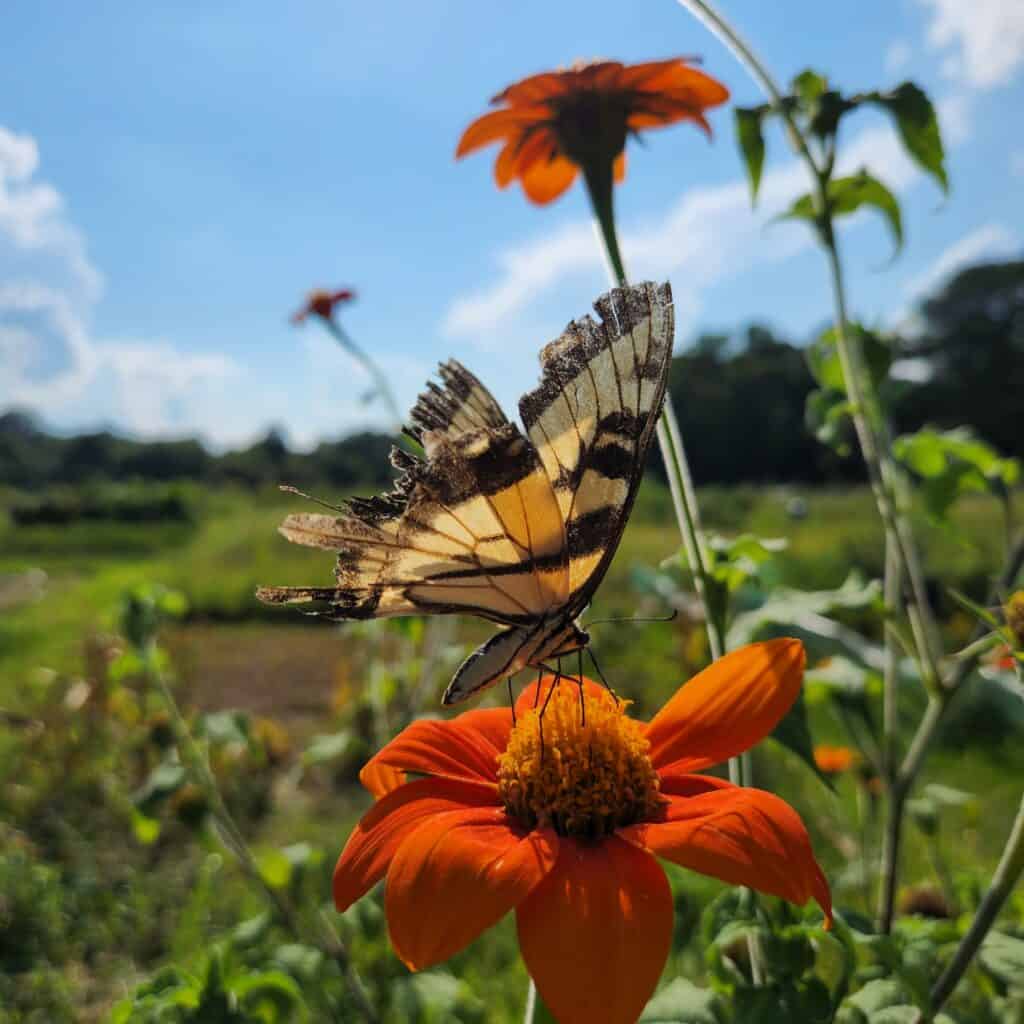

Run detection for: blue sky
[[1, 0, 1022, 450]]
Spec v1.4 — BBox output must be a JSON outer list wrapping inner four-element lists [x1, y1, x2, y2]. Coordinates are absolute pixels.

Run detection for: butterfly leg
[[536, 663, 563, 764], [507, 676, 516, 727], [588, 648, 619, 705], [576, 649, 586, 727]]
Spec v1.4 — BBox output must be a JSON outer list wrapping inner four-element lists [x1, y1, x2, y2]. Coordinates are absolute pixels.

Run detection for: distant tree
[[895, 260, 1024, 459]]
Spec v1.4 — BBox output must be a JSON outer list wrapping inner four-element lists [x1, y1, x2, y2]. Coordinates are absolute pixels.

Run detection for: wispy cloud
[[903, 223, 1021, 305], [441, 110, 950, 347], [885, 40, 912, 75], [918, 0, 1024, 89]]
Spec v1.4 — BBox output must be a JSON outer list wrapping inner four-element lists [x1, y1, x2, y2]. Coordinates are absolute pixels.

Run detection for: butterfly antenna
[[278, 484, 348, 514], [507, 676, 516, 727], [585, 609, 679, 628], [588, 648, 619, 705], [532, 668, 543, 710]]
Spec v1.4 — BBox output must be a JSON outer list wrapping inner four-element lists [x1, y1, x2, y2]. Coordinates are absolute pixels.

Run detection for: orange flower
[[814, 744, 858, 775], [456, 58, 729, 205], [290, 287, 356, 325], [334, 639, 831, 1024]]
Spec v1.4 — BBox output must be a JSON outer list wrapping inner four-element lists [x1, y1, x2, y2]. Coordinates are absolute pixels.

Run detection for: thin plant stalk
[[670, 0, 941, 685], [322, 317, 404, 433], [149, 658, 379, 1023], [582, 139, 765, 979], [928, 792, 1024, 1018]]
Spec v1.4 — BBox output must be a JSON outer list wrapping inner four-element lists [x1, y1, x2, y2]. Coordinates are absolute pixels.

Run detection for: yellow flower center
[[497, 683, 665, 838]]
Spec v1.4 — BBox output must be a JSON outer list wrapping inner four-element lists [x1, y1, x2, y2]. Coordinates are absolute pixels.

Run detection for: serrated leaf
[[735, 107, 766, 204], [827, 171, 903, 256], [865, 82, 948, 194]]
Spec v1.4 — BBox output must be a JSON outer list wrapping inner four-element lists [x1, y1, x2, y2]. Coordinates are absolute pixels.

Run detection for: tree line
[[2, 259, 1020, 492]]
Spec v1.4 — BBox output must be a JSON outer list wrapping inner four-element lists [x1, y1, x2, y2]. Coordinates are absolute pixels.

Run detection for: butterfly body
[[258, 281, 674, 704]]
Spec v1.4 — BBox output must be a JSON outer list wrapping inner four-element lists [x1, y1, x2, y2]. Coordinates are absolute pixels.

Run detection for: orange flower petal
[[615, 58, 686, 90], [613, 149, 626, 183], [332, 776, 498, 911], [385, 809, 558, 970], [520, 153, 578, 205], [359, 761, 404, 799], [494, 70, 572, 106], [658, 771, 734, 798], [455, 106, 549, 158], [364, 715, 505, 784], [515, 673, 609, 718], [636, 64, 730, 106], [644, 638, 805, 772], [517, 836, 673, 1024], [621, 787, 832, 925], [455, 706, 514, 753]]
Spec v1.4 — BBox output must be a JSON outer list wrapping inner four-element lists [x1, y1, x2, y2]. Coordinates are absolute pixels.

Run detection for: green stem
[[150, 658, 378, 1023], [323, 318, 405, 433], [928, 792, 1024, 1018], [524, 979, 537, 1023], [583, 147, 762, 975]]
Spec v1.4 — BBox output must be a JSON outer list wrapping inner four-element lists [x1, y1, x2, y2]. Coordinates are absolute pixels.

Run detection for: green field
[[2, 481, 1021, 1021]]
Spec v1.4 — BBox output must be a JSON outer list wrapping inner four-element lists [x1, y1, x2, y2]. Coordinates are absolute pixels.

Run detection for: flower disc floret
[[498, 685, 665, 838]]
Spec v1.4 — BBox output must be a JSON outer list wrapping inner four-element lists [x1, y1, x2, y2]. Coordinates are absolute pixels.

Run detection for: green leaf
[[894, 428, 1019, 520], [844, 978, 910, 1014], [735, 107, 767, 204], [980, 931, 1024, 985], [864, 82, 948, 193], [232, 970, 305, 1022], [641, 978, 724, 1023], [827, 171, 904, 256], [133, 759, 187, 813], [272, 943, 324, 981], [771, 690, 834, 790], [806, 388, 855, 456], [806, 324, 892, 394], [130, 807, 161, 845], [792, 70, 828, 105], [302, 729, 358, 766], [201, 710, 251, 748], [867, 1009, 921, 1024], [255, 847, 292, 889]]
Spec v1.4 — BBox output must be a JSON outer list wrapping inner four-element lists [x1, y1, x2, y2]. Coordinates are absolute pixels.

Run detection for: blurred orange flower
[[290, 287, 356, 325], [334, 640, 831, 1024], [456, 58, 729, 205], [814, 744, 858, 775]]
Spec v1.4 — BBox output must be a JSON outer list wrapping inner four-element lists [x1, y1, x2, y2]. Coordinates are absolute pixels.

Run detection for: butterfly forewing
[[519, 280, 673, 611]]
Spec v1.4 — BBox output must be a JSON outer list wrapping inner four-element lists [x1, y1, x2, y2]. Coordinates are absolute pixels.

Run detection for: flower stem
[[149, 657, 379, 1022], [322, 318, 405, 434], [583, 148, 763, 974], [928, 791, 1024, 1018]]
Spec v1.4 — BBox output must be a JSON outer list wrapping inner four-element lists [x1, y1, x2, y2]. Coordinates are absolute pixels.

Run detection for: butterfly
[[257, 281, 674, 705]]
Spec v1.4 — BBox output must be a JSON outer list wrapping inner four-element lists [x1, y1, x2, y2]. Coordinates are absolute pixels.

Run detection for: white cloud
[[442, 115, 939, 347], [918, 0, 1024, 89], [885, 40, 912, 75], [904, 223, 1020, 303], [0, 124, 258, 447]]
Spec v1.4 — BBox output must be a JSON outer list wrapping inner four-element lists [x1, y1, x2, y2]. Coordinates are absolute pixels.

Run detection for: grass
[[2, 479, 1021, 1020]]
